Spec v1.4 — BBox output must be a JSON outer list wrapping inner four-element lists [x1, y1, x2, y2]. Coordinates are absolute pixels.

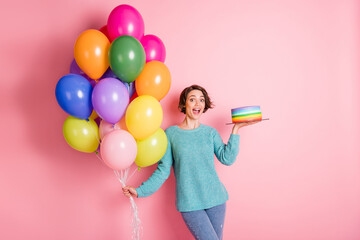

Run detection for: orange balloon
[[89, 110, 99, 119], [74, 29, 110, 80], [135, 61, 171, 101], [118, 116, 128, 131]]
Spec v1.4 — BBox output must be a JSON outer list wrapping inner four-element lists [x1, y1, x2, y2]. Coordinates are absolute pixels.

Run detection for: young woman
[[123, 85, 260, 240]]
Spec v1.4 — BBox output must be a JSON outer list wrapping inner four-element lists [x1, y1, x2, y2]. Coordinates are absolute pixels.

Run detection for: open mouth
[[192, 109, 201, 114]]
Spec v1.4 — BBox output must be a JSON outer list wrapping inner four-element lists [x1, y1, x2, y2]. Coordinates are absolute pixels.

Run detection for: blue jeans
[[181, 203, 226, 240]]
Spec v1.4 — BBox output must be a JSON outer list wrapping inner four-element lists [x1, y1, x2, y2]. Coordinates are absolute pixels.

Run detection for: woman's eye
[[200, 99, 205, 102], [190, 99, 194, 102]]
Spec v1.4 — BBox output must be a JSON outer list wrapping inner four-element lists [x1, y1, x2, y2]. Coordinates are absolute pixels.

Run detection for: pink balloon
[[99, 118, 127, 139], [107, 4, 145, 41], [99, 120, 120, 140], [141, 34, 166, 63], [100, 130, 137, 170]]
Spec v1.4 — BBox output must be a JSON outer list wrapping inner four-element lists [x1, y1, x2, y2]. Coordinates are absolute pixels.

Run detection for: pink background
[[1, 0, 359, 239]]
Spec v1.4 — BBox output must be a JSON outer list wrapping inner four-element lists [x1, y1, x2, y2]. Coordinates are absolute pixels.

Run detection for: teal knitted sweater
[[136, 124, 240, 212]]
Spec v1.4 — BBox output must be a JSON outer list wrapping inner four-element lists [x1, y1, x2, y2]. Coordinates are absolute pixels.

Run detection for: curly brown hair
[[178, 85, 214, 114]]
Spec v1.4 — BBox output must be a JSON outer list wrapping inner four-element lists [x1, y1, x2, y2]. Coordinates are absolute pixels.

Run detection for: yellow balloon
[[63, 116, 100, 153], [125, 95, 163, 140], [135, 128, 168, 167]]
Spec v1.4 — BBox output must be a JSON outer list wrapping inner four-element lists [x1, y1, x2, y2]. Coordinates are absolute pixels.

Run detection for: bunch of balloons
[[55, 4, 171, 171]]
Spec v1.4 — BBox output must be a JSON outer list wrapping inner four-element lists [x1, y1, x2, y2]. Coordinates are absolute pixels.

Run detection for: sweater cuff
[[230, 133, 240, 142], [135, 187, 144, 198]]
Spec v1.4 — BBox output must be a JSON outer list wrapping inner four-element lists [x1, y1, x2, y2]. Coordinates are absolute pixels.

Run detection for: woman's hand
[[122, 186, 138, 198], [232, 120, 261, 135]]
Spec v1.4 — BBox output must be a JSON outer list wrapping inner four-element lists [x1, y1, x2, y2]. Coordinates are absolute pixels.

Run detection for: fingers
[[129, 187, 138, 196], [122, 186, 131, 198], [248, 120, 262, 125], [233, 120, 261, 130], [129, 187, 138, 198], [242, 120, 261, 126], [122, 186, 138, 198]]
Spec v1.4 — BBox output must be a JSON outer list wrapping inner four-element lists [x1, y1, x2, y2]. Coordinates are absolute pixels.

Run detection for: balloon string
[[129, 196, 142, 240], [95, 152, 103, 161], [128, 167, 138, 182], [86, 119, 105, 166], [93, 151, 108, 167], [114, 166, 142, 240], [113, 164, 138, 187], [86, 119, 101, 144]]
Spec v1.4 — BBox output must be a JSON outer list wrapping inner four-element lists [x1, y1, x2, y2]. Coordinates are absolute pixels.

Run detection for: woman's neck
[[178, 117, 201, 130]]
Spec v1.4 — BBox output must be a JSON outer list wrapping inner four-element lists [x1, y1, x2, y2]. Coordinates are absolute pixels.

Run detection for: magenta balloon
[[92, 78, 129, 124], [141, 34, 166, 63], [107, 5, 145, 41], [101, 129, 137, 170]]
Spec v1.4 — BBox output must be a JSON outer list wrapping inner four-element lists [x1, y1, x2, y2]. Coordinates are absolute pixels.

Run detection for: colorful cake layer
[[231, 106, 262, 123]]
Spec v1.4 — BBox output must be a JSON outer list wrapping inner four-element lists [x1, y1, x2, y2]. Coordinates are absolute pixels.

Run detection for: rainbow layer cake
[[231, 106, 262, 123]]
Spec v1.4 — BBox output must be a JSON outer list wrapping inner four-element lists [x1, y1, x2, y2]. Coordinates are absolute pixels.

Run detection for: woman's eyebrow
[[188, 95, 204, 98]]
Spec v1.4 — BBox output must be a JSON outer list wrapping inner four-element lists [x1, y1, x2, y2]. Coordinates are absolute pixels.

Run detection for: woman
[[123, 85, 260, 240]]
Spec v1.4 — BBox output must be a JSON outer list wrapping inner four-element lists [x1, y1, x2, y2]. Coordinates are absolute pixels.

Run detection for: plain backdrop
[[1, 0, 359, 239]]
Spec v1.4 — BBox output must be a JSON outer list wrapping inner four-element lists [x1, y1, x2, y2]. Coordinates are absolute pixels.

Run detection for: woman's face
[[185, 89, 205, 120]]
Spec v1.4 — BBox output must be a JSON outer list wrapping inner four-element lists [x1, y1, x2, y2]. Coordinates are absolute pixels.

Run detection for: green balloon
[[109, 35, 146, 83]]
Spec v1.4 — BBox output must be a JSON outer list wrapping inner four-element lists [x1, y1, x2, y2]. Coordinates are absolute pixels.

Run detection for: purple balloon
[[101, 68, 136, 98], [101, 67, 119, 79], [70, 59, 85, 75], [141, 34, 166, 63], [88, 79, 96, 88], [92, 78, 129, 124], [127, 81, 136, 97], [70, 59, 96, 87]]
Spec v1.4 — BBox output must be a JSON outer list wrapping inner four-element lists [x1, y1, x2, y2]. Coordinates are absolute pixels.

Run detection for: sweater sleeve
[[213, 130, 240, 166], [136, 137, 173, 198]]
